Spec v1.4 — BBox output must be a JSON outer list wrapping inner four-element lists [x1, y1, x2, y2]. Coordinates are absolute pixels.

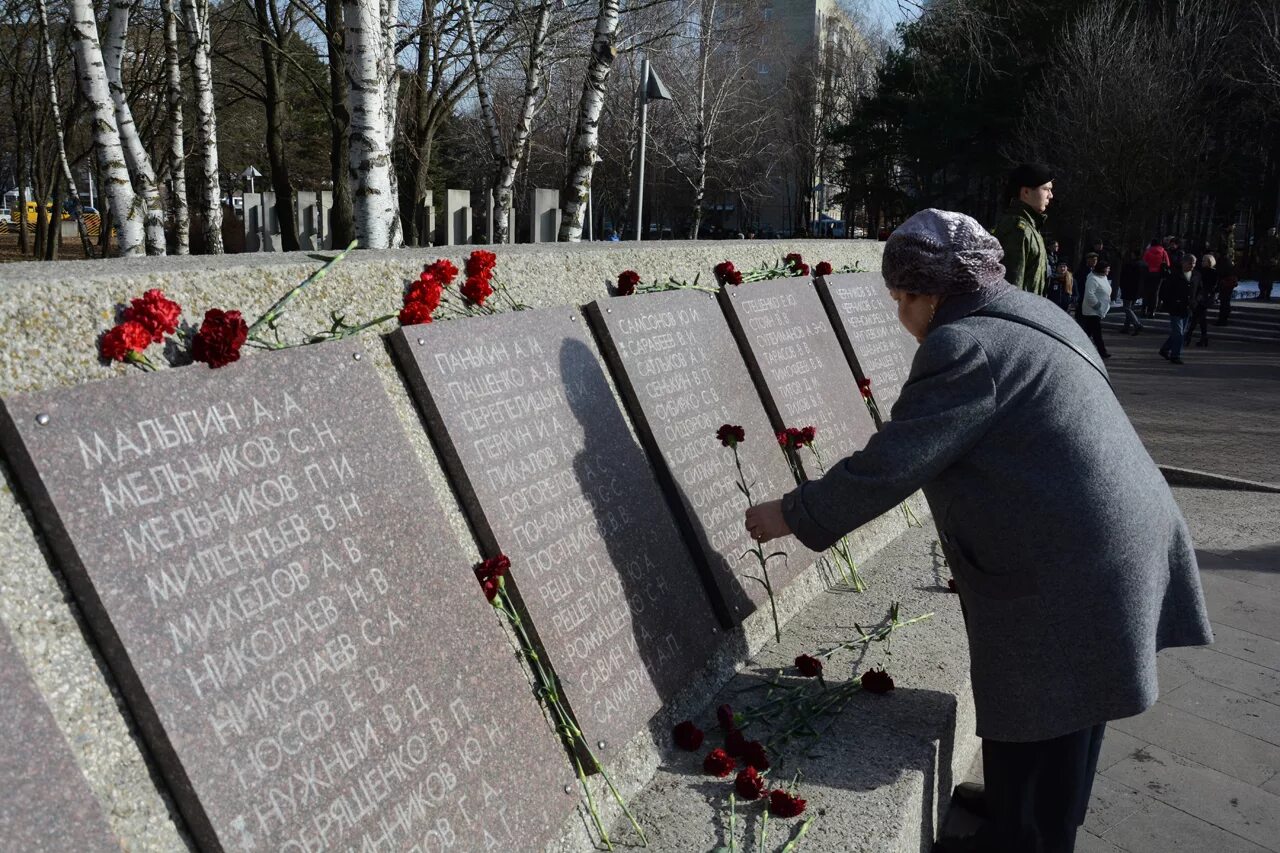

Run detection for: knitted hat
[[882, 209, 1007, 295]]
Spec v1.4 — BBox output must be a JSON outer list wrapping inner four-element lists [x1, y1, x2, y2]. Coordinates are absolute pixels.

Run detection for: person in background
[[1119, 252, 1146, 335], [1081, 260, 1113, 358], [1258, 226, 1280, 303], [744, 208, 1212, 853], [1047, 240, 1060, 275], [992, 163, 1053, 295], [1160, 254, 1198, 365], [1187, 254, 1217, 347], [1216, 250, 1238, 326], [1047, 261, 1073, 311], [1142, 239, 1170, 318], [1074, 252, 1098, 320], [1167, 236, 1184, 269]]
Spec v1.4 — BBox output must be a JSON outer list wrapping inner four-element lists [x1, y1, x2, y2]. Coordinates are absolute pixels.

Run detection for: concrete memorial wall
[[0, 343, 575, 851], [815, 272, 919, 418], [586, 291, 818, 625], [719, 278, 878, 474], [391, 310, 720, 760]]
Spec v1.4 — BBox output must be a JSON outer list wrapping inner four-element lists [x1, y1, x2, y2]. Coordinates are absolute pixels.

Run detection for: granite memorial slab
[[0, 624, 117, 852], [0, 343, 575, 852], [391, 310, 718, 760], [815, 272, 919, 418], [586, 291, 818, 625], [718, 278, 877, 474]]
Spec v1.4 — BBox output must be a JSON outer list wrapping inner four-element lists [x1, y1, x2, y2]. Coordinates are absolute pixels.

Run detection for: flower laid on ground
[[725, 727, 748, 756], [99, 321, 154, 366], [123, 289, 181, 342], [720, 424, 787, 642], [673, 721, 704, 751], [795, 654, 823, 679], [716, 423, 745, 447], [473, 554, 510, 602], [191, 309, 249, 368], [424, 258, 459, 284], [742, 740, 770, 771], [735, 766, 766, 800], [704, 747, 737, 777], [717, 703, 738, 730], [769, 788, 807, 818], [715, 260, 744, 286], [861, 667, 895, 694], [815, 261, 833, 277], [617, 270, 641, 296]]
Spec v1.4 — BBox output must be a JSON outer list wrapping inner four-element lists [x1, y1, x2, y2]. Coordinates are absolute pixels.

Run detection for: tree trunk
[[461, 0, 504, 240], [181, 0, 223, 253], [688, 0, 714, 240], [491, 0, 552, 244], [255, 0, 299, 252], [104, 0, 167, 254], [325, 0, 354, 247], [69, 0, 145, 256], [343, 0, 396, 249], [37, 0, 94, 259], [44, 169, 63, 260], [558, 0, 620, 242], [382, 0, 402, 247], [162, 0, 189, 254]]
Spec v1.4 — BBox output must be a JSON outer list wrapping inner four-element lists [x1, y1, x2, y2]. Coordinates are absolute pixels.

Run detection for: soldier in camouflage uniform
[[992, 164, 1053, 296]]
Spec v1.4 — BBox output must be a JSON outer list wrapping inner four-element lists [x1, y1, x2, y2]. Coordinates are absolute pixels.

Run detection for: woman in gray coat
[[745, 209, 1212, 853]]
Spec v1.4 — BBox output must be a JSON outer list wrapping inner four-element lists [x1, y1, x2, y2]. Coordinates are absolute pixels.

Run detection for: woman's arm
[[777, 325, 999, 551]]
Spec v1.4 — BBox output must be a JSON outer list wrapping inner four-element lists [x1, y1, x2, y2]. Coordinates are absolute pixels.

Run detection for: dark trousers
[[981, 724, 1107, 853], [1141, 272, 1162, 317], [1217, 285, 1233, 324], [1081, 315, 1108, 356], [1186, 305, 1209, 343]]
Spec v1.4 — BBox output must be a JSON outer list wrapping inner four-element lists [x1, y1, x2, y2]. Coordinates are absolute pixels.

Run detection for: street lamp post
[[632, 58, 672, 241]]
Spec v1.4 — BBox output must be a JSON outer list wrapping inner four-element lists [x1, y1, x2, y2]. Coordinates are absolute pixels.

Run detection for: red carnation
[[474, 554, 510, 602], [795, 654, 823, 679], [672, 721, 704, 751], [735, 766, 766, 801], [776, 430, 789, 448], [703, 748, 736, 777], [406, 278, 444, 312], [714, 260, 743, 286], [122, 289, 182, 343], [797, 263, 810, 277], [399, 301, 435, 326], [800, 426, 816, 445], [100, 321, 153, 362], [716, 424, 745, 447], [461, 275, 494, 307], [857, 377, 873, 400], [724, 728, 748, 757], [861, 667, 895, 694], [815, 261, 833, 277], [617, 270, 641, 296], [191, 309, 248, 369], [768, 789, 807, 818], [784, 252, 804, 268], [465, 249, 497, 278], [742, 740, 770, 771], [425, 259, 459, 286], [716, 703, 737, 730]]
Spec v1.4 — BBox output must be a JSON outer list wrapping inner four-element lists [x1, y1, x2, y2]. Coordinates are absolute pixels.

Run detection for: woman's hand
[[745, 500, 791, 544]]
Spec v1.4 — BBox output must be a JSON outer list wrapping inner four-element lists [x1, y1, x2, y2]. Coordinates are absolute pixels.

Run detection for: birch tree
[[558, 0, 620, 241], [69, 0, 145, 255], [36, 0, 94, 258], [343, 0, 399, 248], [162, 0, 189, 253], [182, 0, 224, 253]]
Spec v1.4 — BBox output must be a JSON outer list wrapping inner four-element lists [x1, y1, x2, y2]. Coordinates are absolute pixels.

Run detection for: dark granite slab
[[586, 292, 818, 626], [0, 344, 574, 852], [0, 624, 117, 852], [391, 311, 719, 760], [816, 272, 920, 418], [718, 278, 877, 474]]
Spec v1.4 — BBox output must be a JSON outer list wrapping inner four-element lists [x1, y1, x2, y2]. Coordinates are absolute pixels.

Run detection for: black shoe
[[1197, 339, 1207, 347], [950, 782, 987, 818], [1171, 357, 1185, 364], [1102, 352, 1112, 359], [1159, 350, 1170, 360], [1133, 327, 1143, 335]]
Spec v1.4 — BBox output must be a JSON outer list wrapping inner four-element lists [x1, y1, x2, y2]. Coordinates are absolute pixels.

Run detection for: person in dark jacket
[[1119, 254, 1146, 334], [1216, 251, 1238, 326], [991, 163, 1053, 295], [1160, 254, 1198, 364], [745, 209, 1211, 853], [1187, 254, 1217, 347], [1046, 261, 1073, 310]]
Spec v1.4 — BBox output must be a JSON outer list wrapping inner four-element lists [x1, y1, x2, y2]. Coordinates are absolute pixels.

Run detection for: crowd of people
[[992, 163, 1280, 365]]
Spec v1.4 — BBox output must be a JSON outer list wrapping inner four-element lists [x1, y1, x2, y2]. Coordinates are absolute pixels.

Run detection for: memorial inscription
[[815, 272, 919, 418], [391, 311, 717, 759], [587, 292, 817, 625], [0, 625, 117, 853], [719, 278, 877, 470], [0, 344, 574, 852]]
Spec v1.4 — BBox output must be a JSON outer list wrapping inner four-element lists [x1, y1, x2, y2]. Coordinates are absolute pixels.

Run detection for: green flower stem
[[779, 815, 816, 852], [311, 312, 397, 343], [815, 611, 933, 661], [246, 239, 358, 337], [124, 351, 157, 371], [728, 793, 737, 853], [803, 443, 864, 591], [757, 801, 770, 853], [731, 442, 783, 643]]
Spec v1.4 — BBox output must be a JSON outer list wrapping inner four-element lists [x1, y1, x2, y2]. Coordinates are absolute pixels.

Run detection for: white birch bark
[[381, 0, 402, 246], [182, 0, 223, 253], [68, 0, 144, 256], [344, 0, 396, 248], [37, 0, 94, 258], [461, 0, 504, 179], [558, 0, 620, 241], [163, 0, 188, 254], [104, 0, 166, 254]]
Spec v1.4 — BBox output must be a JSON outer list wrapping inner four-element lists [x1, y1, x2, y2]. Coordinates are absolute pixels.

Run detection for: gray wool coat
[[781, 282, 1213, 742]]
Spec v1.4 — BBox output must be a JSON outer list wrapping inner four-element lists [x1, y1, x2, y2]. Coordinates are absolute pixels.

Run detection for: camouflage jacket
[[992, 201, 1048, 296]]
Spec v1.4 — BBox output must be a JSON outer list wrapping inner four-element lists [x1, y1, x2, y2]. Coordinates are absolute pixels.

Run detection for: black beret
[[1010, 163, 1054, 189]]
